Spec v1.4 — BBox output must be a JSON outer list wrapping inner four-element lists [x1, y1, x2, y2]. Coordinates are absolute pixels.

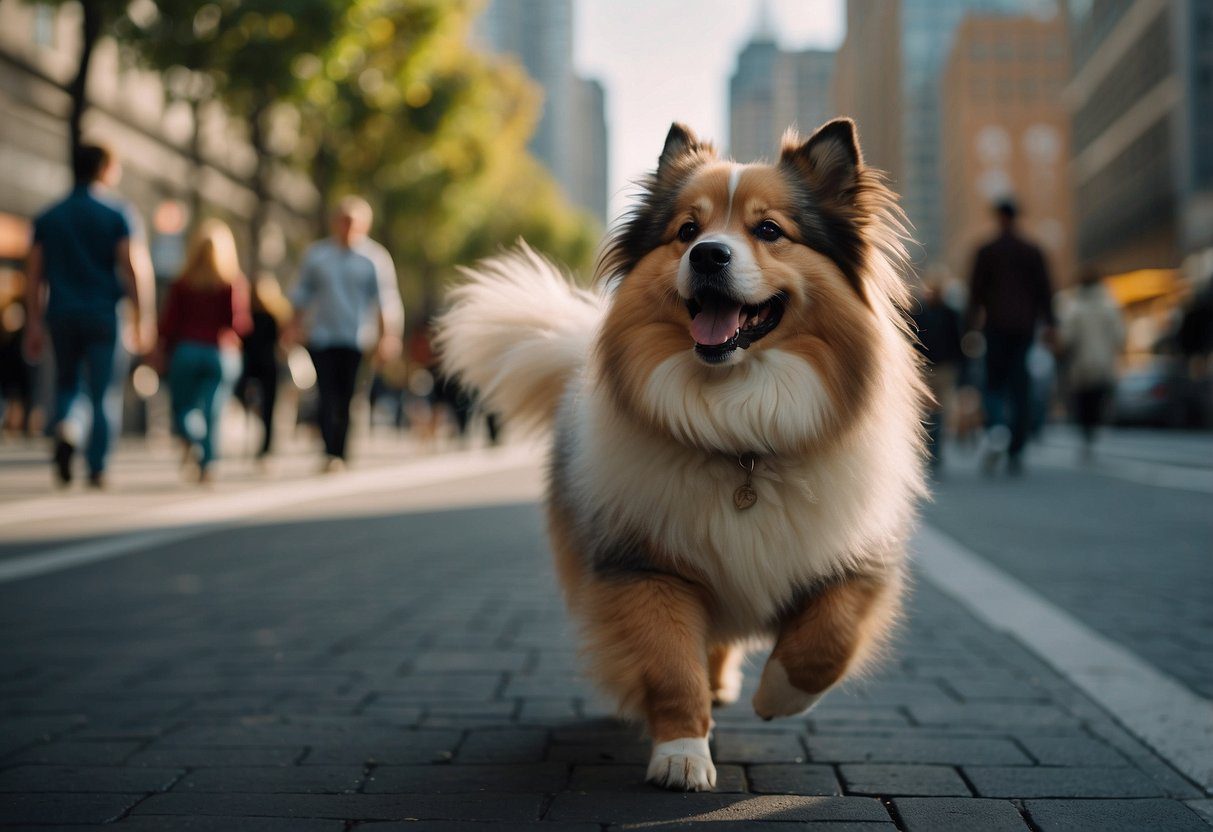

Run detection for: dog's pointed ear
[[656, 122, 714, 181], [780, 118, 863, 200]]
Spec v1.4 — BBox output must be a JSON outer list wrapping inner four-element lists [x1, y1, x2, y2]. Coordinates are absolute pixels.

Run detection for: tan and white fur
[[438, 119, 927, 792]]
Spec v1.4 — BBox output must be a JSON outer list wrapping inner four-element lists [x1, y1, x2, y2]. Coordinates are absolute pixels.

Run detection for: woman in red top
[[158, 220, 250, 483]]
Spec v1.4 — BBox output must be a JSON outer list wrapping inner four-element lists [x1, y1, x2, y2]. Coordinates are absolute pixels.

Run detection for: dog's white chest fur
[[557, 362, 916, 633]]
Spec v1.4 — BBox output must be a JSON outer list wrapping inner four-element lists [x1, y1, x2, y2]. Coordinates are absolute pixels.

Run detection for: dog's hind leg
[[708, 642, 745, 706], [752, 571, 902, 720], [580, 572, 717, 791]]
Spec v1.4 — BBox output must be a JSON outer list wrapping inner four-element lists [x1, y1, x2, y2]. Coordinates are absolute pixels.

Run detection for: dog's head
[[595, 119, 915, 456]]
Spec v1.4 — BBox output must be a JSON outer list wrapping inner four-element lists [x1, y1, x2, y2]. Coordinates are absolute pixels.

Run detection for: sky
[[573, 0, 844, 222]]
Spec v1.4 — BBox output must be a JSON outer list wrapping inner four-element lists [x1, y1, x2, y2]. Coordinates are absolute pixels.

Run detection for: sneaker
[[87, 471, 106, 490], [321, 456, 346, 474], [53, 439, 75, 487]]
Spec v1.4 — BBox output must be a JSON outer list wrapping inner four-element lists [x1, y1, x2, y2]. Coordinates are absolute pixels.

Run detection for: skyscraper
[[833, 0, 902, 185], [1066, 0, 1213, 275], [941, 12, 1073, 285], [728, 34, 836, 162], [474, 0, 608, 223]]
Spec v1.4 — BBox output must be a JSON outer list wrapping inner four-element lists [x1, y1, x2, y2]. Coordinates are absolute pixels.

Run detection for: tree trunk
[[188, 97, 204, 228], [247, 95, 271, 274], [67, 0, 105, 170]]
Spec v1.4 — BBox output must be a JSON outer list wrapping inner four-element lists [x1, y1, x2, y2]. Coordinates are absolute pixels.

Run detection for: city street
[[0, 428, 1211, 830]]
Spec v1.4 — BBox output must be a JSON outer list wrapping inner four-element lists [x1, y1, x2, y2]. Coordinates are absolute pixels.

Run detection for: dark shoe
[[53, 439, 75, 487], [1007, 456, 1024, 477], [87, 471, 106, 490]]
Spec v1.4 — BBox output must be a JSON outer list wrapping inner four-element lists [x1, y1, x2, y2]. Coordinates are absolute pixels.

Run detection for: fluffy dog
[[437, 119, 927, 791]]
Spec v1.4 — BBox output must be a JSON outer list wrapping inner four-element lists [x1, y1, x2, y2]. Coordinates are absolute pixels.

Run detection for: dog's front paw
[[712, 664, 744, 706], [752, 657, 825, 720], [646, 737, 716, 791]]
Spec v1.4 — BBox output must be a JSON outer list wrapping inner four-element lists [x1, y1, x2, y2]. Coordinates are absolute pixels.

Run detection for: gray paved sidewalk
[[1, 482, 1210, 830]]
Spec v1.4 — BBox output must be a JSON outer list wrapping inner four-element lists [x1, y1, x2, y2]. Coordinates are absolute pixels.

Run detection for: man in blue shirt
[[23, 143, 155, 487], [289, 196, 404, 470]]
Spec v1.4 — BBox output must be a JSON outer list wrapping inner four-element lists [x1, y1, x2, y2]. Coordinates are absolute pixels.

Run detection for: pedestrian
[[21, 142, 155, 488], [235, 273, 291, 462], [156, 220, 251, 484], [288, 196, 404, 471], [1058, 269, 1124, 461], [965, 198, 1056, 475], [911, 268, 964, 475]]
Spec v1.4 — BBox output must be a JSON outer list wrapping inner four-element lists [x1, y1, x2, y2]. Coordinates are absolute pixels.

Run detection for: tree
[[118, 0, 345, 268], [295, 0, 598, 311], [26, 0, 132, 165]]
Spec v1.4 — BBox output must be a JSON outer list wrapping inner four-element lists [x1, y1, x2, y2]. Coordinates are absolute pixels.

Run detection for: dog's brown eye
[[677, 221, 699, 243], [754, 220, 783, 241]]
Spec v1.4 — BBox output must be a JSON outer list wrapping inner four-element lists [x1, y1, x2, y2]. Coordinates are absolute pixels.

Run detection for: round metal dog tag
[[733, 484, 757, 510]]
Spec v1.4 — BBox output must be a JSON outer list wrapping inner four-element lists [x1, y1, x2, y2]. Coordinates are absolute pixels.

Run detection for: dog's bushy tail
[[435, 242, 605, 431]]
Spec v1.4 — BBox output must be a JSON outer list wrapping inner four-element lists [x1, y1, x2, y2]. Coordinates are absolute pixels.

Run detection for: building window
[[32, 4, 56, 48]]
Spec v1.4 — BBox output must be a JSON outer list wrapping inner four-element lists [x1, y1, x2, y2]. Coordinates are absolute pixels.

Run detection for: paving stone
[[8, 740, 143, 765], [0, 764, 183, 793], [839, 764, 970, 796], [942, 676, 1052, 703], [410, 651, 531, 672], [365, 763, 569, 793], [965, 765, 1166, 798], [127, 746, 304, 767], [713, 731, 806, 763], [893, 797, 1029, 831], [1014, 734, 1129, 766], [299, 729, 462, 765], [517, 699, 579, 722], [173, 765, 366, 793], [1025, 798, 1210, 831], [907, 703, 1079, 728], [455, 727, 549, 762], [132, 792, 544, 821], [569, 764, 747, 793], [546, 793, 892, 823], [547, 743, 651, 765], [604, 825, 894, 832], [746, 763, 839, 795], [111, 818, 345, 831], [0, 792, 144, 824], [807, 734, 1031, 765], [362, 824, 600, 832]]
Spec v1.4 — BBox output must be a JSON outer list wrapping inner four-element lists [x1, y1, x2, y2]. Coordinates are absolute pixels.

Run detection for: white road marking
[[0, 445, 535, 584], [915, 523, 1213, 791]]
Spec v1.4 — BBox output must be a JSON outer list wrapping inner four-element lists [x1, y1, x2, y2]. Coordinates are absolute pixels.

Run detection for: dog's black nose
[[689, 241, 731, 275]]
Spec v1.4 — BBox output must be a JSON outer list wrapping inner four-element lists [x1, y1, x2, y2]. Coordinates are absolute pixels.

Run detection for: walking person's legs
[[80, 324, 120, 484], [256, 363, 278, 456], [48, 322, 85, 485], [1006, 336, 1033, 471], [981, 332, 1012, 473], [328, 347, 362, 461], [194, 348, 240, 480], [309, 347, 340, 461]]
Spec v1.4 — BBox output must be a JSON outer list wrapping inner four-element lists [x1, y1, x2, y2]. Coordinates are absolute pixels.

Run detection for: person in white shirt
[[289, 196, 404, 470], [1059, 269, 1125, 459]]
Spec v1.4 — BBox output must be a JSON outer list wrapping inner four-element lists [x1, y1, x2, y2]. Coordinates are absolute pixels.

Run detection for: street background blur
[[0, 0, 1211, 829]]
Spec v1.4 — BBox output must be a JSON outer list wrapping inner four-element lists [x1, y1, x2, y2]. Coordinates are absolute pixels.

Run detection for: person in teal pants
[[157, 220, 250, 483]]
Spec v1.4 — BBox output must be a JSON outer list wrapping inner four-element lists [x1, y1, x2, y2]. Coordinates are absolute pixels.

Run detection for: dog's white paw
[[752, 657, 825, 720], [645, 736, 716, 791], [712, 663, 744, 706]]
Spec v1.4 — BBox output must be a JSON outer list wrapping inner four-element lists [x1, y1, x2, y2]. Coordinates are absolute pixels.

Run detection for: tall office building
[[1066, 0, 1213, 276], [728, 31, 836, 162], [475, 0, 609, 222], [832, 0, 902, 184], [941, 13, 1073, 285], [835, 0, 1030, 264]]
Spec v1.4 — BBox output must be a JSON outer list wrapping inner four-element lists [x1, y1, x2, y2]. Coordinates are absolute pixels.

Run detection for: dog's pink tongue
[[690, 299, 744, 346]]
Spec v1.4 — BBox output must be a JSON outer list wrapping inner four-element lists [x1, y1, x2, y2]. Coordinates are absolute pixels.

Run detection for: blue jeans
[[168, 342, 241, 468], [982, 331, 1033, 459], [50, 315, 123, 475]]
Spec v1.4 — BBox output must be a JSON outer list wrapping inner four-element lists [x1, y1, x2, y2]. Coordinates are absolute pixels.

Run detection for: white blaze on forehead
[[725, 165, 744, 225]]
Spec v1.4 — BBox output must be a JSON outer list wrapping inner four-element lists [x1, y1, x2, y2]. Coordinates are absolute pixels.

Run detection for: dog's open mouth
[[686, 289, 785, 363]]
